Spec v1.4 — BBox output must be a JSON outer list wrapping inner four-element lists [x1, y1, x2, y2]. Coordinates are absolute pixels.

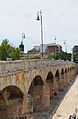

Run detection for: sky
[[0, 0, 78, 53]]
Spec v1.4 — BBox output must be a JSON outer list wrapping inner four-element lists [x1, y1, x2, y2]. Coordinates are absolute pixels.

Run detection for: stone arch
[[0, 85, 24, 119], [46, 71, 54, 83], [2, 85, 23, 100], [0, 75, 25, 95], [61, 68, 64, 79], [28, 75, 44, 112], [65, 68, 67, 73], [28, 75, 44, 95], [55, 69, 60, 80], [46, 71, 54, 100]]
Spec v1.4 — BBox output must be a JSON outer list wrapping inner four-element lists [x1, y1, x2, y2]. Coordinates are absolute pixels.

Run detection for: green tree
[[73, 53, 78, 62], [0, 39, 21, 60], [10, 47, 20, 60], [47, 51, 72, 61], [0, 39, 10, 60], [47, 54, 54, 60], [55, 51, 71, 61]]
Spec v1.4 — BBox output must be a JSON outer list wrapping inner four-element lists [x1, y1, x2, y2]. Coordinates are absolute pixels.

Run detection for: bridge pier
[[54, 78, 59, 95], [59, 80, 64, 91], [71, 68, 76, 81], [69, 69, 73, 82], [49, 82, 55, 100], [67, 69, 74, 84], [22, 94, 33, 119], [42, 83, 50, 110], [59, 69, 65, 91], [64, 71, 68, 87], [66, 71, 70, 85], [33, 85, 43, 112], [0, 93, 8, 119]]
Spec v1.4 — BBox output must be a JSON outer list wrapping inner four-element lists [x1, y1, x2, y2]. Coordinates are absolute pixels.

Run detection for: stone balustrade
[[0, 59, 75, 77]]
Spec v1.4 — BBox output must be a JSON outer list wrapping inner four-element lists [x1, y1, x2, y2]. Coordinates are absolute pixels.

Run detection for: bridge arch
[[0, 85, 24, 119], [55, 69, 60, 80], [61, 68, 64, 79], [46, 71, 54, 100], [46, 71, 54, 83], [28, 75, 44, 112], [2, 85, 24, 99], [65, 68, 67, 73], [0, 74, 25, 95]]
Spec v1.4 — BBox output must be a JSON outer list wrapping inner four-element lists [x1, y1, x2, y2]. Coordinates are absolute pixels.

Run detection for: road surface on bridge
[[52, 75, 78, 119]]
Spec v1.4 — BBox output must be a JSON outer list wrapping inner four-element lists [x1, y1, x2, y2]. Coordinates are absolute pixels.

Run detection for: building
[[27, 47, 40, 58], [27, 43, 62, 56], [27, 48, 40, 55], [39, 43, 62, 55], [45, 44, 62, 55]]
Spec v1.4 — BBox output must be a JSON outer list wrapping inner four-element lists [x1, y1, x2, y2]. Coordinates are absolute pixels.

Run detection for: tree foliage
[[56, 51, 71, 61], [47, 51, 72, 61], [0, 39, 20, 60], [73, 53, 78, 62]]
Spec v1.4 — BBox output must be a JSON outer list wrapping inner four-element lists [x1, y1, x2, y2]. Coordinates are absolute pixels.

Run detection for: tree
[[73, 53, 78, 62], [10, 47, 20, 60], [47, 51, 72, 61], [47, 54, 54, 60], [55, 51, 72, 61], [0, 39, 21, 60]]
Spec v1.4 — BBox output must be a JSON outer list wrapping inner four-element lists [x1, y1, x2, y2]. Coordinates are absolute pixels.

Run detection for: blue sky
[[0, 0, 78, 53]]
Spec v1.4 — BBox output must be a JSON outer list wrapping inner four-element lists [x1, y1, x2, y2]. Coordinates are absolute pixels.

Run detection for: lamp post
[[19, 33, 25, 52], [64, 40, 67, 53], [36, 11, 43, 57], [22, 33, 25, 44], [64, 40, 67, 60], [54, 36, 56, 60]]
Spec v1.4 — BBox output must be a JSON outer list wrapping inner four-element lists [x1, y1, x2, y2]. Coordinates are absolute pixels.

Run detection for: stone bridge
[[0, 59, 76, 119]]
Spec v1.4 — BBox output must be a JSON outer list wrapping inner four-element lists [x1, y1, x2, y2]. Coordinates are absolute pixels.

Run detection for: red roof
[[27, 48, 40, 54]]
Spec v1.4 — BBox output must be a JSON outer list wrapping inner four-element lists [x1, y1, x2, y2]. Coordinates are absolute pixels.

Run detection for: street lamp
[[64, 40, 67, 53], [36, 11, 43, 57], [22, 33, 25, 44], [54, 36, 56, 59], [19, 33, 25, 52]]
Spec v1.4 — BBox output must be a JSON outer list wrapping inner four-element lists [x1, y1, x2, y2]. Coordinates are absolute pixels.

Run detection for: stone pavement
[[52, 75, 78, 119]]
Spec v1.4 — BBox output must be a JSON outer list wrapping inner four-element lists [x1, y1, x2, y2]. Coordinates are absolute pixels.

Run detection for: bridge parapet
[[0, 60, 75, 77]]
